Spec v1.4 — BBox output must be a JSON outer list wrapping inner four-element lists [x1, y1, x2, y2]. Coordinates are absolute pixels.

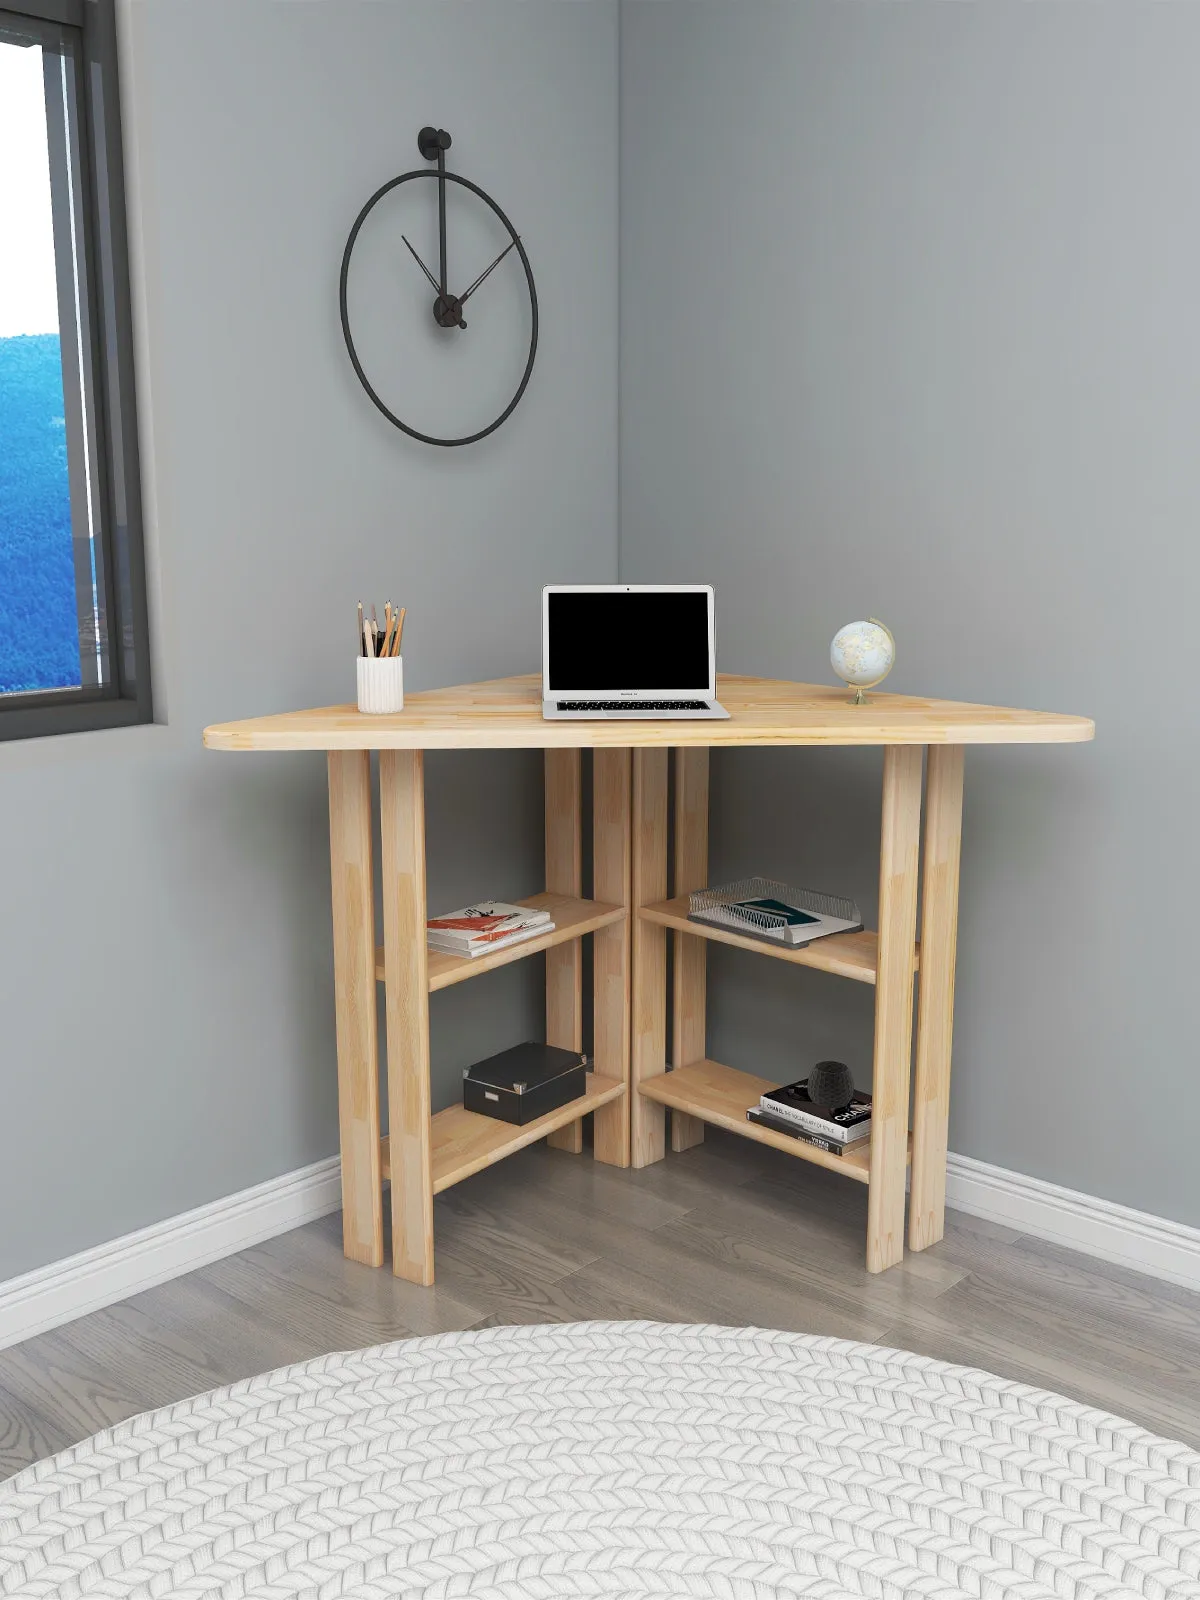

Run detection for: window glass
[[0, 32, 82, 694]]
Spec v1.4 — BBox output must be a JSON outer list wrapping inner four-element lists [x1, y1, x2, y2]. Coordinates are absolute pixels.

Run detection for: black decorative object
[[806, 1060, 856, 1110], [339, 126, 538, 448]]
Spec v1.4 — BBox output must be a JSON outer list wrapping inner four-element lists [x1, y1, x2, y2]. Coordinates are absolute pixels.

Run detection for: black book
[[746, 1105, 858, 1155], [759, 1078, 872, 1141]]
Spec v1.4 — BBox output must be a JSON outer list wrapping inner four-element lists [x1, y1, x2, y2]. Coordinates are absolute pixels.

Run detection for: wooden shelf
[[374, 893, 625, 993], [381, 1073, 626, 1194], [638, 1058, 912, 1184], [639, 896, 919, 986]]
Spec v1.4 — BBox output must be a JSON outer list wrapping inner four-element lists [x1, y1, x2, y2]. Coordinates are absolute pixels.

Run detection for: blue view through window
[[0, 36, 81, 695]]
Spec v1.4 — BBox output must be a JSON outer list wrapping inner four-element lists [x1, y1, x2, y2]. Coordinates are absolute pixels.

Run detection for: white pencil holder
[[357, 654, 404, 714]]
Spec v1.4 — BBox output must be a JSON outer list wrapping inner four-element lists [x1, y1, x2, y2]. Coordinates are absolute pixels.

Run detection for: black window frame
[[0, 0, 152, 741]]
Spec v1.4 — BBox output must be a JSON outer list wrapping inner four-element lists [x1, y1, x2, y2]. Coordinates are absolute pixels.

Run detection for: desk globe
[[830, 619, 895, 704]]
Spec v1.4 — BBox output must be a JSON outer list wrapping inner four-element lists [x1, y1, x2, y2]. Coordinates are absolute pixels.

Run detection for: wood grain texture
[[866, 745, 924, 1273], [640, 897, 914, 985], [205, 1222, 482, 1344], [875, 1267, 1200, 1447], [379, 750, 434, 1285], [385, 894, 624, 993], [450, 1158, 685, 1254], [326, 752, 383, 1267], [910, 744, 965, 1252], [204, 673, 1095, 752], [631, 748, 669, 1169], [592, 748, 632, 1167], [0, 1382, 71, 1481], [640, 1058, 875, 1182], [674, 1176, 966, 1315], [5, 1129, 1200, 1482], [541, 1231, 886, 1341], [89, 1278, 302, 1386], [672, 747, 709, 1153], [0, 1306, 225, 1452], [380, 1074, 625, 1193], [545, 749, 584, 1154]]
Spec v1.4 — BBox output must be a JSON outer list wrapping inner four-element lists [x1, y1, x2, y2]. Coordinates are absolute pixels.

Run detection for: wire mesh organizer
[[688, 877, 862, 947]]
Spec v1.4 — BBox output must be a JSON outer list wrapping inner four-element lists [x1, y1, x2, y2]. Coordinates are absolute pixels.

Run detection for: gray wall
[[620, 2, 1199, 1225], [5, 0, 1193, 1287], [0, 0, 617, 1280]]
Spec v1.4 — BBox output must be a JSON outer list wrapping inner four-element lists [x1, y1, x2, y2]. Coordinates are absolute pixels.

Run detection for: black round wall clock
[[339, 127, 538, 447]]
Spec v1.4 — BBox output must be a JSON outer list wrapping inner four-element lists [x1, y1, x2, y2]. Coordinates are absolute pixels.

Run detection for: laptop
[[542, 584, 730, 719]]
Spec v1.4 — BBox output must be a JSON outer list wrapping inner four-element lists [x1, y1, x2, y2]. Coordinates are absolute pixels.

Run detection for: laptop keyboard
[[557, 700, 711, 712]]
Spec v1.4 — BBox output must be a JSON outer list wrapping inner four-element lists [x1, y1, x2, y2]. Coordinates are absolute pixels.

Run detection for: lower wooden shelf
[[381, 1073, 626, 1195], [638, 1058, 911, 1184]]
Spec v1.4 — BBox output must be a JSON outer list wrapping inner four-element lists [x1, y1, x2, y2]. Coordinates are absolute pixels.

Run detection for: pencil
[[394, 607, 406, 655], [381, 603, 396, 660], [357, 602, 365, 657], [363, 617, 374, 658]]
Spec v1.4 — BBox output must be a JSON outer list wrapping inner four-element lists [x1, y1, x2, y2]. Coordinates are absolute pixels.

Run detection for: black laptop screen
[[547, 590, 711, 692]]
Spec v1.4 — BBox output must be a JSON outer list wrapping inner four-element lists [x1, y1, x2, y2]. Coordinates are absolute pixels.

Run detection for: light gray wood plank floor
[[3, 1128, 1198, 1480]]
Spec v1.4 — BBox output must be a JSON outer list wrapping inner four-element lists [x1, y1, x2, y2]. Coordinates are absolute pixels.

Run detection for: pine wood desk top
[[203, 674, 1093, 751]]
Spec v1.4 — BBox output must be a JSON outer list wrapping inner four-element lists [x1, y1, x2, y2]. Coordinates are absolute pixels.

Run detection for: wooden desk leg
[[631, 747, 669, 1167], [327, 752, 383, 1268], [672, 746, 708, 1152], [379, 749, 434, 1285], [909, 744, 965, 1251], [545, 749, 584, 1154], [592, 748, 631, 1166], [867, 745, 923, 1273]]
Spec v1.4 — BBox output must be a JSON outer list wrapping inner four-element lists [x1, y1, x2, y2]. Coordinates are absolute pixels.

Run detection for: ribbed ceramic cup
[[356, 655, 404, 714]]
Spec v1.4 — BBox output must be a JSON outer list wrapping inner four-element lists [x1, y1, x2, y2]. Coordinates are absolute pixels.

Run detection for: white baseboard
[[945, 1152, 1200, 1293], [2, 1148, 1197, 1354], [0, 1158, 342, 1354]]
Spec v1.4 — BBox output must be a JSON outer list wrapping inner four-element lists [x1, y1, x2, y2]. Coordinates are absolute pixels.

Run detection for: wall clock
[[339, 127, 538, 447]]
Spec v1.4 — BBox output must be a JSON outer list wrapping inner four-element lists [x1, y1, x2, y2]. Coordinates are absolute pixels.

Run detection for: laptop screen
[[547, 589, 711, 693]]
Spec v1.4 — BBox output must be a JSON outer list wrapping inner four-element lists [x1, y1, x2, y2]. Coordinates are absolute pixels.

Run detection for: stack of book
[[747, 1077, 872, 1156], [427, 901, 555, 959]]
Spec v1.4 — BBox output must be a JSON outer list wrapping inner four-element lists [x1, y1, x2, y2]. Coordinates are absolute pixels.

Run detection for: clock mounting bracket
[[417, 126, 452, 161]]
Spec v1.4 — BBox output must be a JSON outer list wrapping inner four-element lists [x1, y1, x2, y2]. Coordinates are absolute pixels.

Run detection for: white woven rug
[[2, 1320, 1198, 1597]]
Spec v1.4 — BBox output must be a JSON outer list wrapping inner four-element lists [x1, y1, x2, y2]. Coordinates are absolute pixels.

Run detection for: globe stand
[[850, 680, 885, 706]]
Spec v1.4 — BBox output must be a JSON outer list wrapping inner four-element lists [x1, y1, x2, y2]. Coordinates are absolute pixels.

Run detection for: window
[[0, 0, 150, 740]]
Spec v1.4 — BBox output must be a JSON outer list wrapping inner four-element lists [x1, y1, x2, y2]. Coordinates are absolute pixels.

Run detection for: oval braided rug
[[2, 1320, 1199, 1597]]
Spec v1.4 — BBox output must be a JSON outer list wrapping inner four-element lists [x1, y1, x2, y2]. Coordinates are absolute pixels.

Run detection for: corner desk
[[204, 674, 1092, 1282]]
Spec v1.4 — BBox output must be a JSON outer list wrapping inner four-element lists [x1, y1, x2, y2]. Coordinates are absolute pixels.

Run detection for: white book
[[426, 900, 552, 953], [428, 923, 553, 959], [756, 1094, 872, 1144]]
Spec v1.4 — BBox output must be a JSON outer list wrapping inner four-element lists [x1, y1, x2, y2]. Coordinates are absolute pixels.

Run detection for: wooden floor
[[3, 1128, 1199, 1479]]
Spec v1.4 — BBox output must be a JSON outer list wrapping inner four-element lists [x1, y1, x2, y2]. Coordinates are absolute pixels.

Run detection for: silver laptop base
[[543, 700, 730, 721]]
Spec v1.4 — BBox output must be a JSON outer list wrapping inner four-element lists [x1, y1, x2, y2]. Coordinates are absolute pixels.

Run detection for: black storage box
[[463, 1042, 588, 1125]]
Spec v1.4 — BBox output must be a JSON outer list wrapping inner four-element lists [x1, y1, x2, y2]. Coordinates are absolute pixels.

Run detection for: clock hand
[[402, 235, 442, 296], [405, 235, 465, 328], [458, 238, 519, 306], [436, 140, 449, 296]]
